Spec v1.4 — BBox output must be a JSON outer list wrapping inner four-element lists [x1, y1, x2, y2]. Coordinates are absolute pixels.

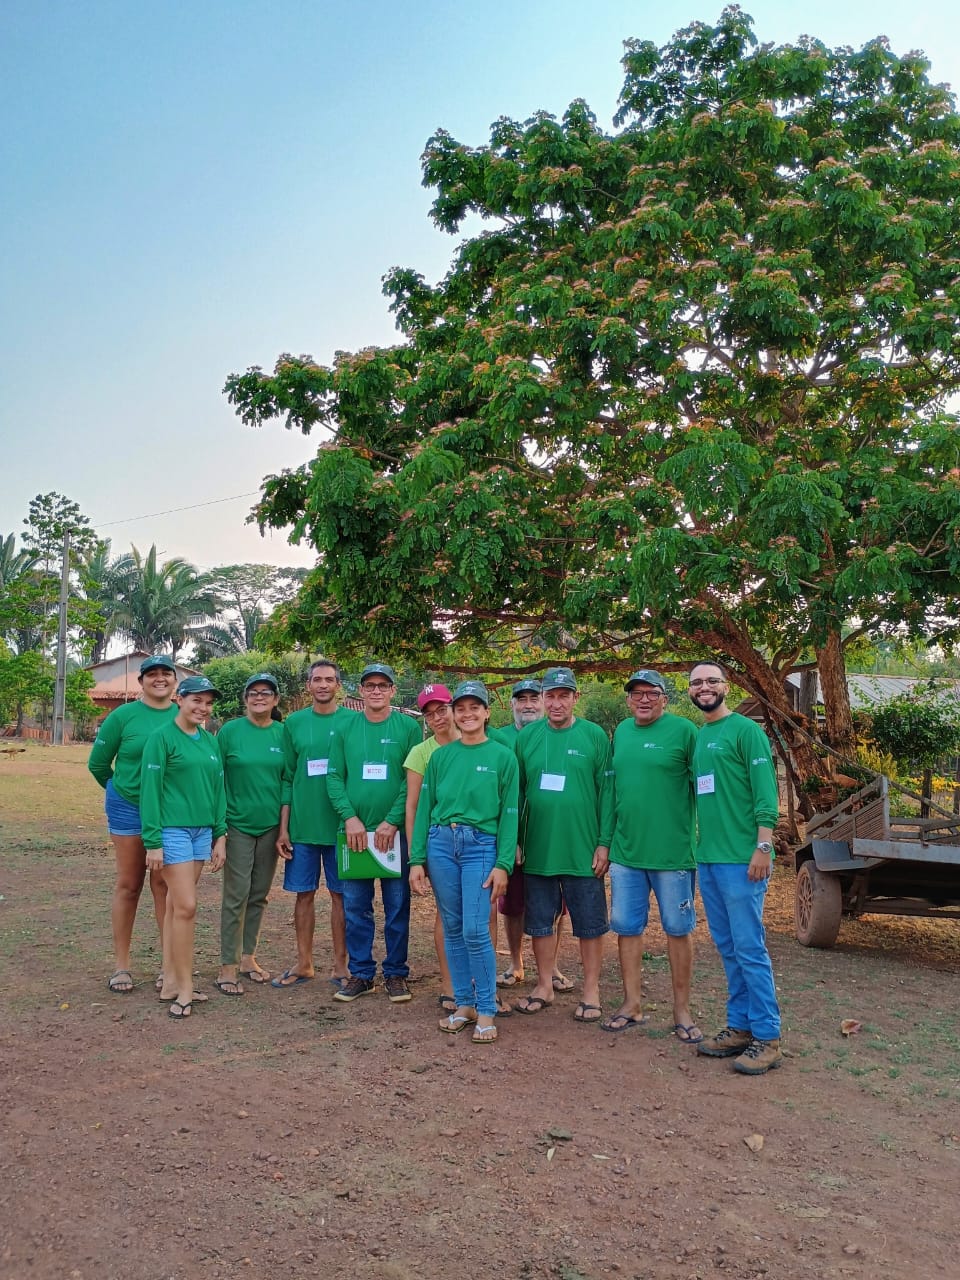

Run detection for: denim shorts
[[609, 864, 697, 938], [283, 843, 342, 895], [524, 872, 608, 940], [104, 779, 141, 837], [162, 826, 212, 865]]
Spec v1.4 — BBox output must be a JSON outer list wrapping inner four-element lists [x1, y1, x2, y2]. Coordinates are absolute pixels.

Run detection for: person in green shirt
[[214, 673, 285, 996], [490, 679, 572, 996], [513, 668, 613, 1023], [605, 669, 701, 1042], [410, 681, 519, 1044], [327, 663, 421, 1004], [272, 660, 353, 990], [87, 654, 179, 995], [688, 661, 783, 1075], [142, 676, 227, 1019]]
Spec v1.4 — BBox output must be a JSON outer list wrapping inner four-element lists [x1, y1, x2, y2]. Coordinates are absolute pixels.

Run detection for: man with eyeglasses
[[688, 661, 783, 1074], [327, 663, 421, 1003], [604, 670, 701, 1042], [273, 659, 353, 989]]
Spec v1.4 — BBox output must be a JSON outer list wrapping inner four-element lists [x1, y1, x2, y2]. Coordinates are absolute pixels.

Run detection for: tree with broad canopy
[[225, 7, 960, 789]]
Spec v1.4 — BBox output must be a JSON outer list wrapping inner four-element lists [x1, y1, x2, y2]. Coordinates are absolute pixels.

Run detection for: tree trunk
[[816, 630, 855, 756], [798, 669, 818, 726]]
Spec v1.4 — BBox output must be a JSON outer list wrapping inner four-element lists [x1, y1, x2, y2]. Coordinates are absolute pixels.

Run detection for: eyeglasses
[[689, 677, 725, 688], [628, 690, 664, 701], [246, 689, 275, 698], [422, 704, 451, 718], [363, 682, 393, 692]]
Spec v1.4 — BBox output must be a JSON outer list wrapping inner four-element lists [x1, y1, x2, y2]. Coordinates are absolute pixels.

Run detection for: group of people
[[88, 654, 783, 1073]]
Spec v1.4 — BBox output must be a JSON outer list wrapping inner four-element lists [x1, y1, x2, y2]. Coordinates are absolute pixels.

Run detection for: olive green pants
[[220, 826, 280, 965]]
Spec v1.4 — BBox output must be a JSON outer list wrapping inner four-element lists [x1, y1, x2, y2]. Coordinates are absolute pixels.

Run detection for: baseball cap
[[244, 672, 279, 694], [417, 683, 453, 710], [624, 669, 667, 693], [360, 662, 396, 685], [541, 667, 578, 692], [511, 679, 542, 697], [451, 680, 490, 707], [140, 655, 176, 675], [177, 676, 220, 697]]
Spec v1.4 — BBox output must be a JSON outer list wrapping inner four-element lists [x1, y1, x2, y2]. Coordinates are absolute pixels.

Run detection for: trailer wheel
[[795, 860, 842, 948]]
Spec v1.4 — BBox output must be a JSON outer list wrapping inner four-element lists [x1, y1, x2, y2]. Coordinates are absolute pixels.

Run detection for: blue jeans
[[698, 862, 780, 1041], [426, 825, 498, 1017], [341, 835, 410, 979]]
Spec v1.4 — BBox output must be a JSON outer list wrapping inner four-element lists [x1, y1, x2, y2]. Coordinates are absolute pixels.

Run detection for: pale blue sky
[[3, 1, 958, 570]]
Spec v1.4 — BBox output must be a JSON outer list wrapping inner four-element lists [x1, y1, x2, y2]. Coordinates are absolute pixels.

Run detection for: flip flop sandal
[[674, 1023, 704, 1044], [270, 969, 314, 988], [496, 969, 523, 987], [600, 1013, 648, 1033], [239, 968, 270, 984], [438, 1013, 476, 1035], [168, 1000, 192, 1019], [159, 990, 209, 1003], [513, 996, 552, 1015], [437, 994, 458, 1014], [472, 1024, 498, 1044], [552, 975, 575, 992], [573, 1003, 603, 1024], [215, 979, 244, 996], [107, 970, 134, 994]]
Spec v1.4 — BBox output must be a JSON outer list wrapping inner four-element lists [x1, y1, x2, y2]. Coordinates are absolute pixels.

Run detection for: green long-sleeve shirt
[[139, 720, 227, 850], [217, 716, 285, 836], [87, 700, 178, 804], [692, 713, 780, 864], [610, 712, 697, 871], [279, 705, 355, 845], [326, 709, 421, 831], [410, 738, 520, 870], [515, 717, 614, 876]]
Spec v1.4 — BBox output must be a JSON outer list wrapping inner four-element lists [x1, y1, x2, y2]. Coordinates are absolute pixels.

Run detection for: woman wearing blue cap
[[88, 655, 179, 994], [141, 676, 227, 1018], [215, 673, 285, 995], [409, 681, 520, 1044]]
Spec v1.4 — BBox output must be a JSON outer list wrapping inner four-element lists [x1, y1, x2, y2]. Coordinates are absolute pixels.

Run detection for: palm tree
[[0, 532, 39, 594], [78, 540, 137, 664], [189, 606, 265, 663], [113, 545, 221, 660], [0, 532, 49, 655]]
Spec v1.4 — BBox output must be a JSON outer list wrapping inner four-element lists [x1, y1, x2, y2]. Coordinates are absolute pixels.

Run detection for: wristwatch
[[756, 841, 774, 854]]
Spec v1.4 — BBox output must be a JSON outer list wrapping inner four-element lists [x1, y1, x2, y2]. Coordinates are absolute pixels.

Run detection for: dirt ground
[[1, 743, 959, 1280]]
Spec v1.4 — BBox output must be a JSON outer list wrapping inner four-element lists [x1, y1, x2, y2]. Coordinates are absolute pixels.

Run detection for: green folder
[[336, 830, 402, 879]]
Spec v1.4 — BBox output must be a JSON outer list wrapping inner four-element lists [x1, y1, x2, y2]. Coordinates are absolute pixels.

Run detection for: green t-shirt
[[403, 735, 442, 777], [692, 713, 780, 864], [87, 700, 179, 804], [140, 720, 227, 850], [217, 716, 286, 836], [610, 712, 697, 871], [280, 705, 355, 845], [516, 717, 615, 877], [410, 738, 520, 871], [327, 709, 421, 831]]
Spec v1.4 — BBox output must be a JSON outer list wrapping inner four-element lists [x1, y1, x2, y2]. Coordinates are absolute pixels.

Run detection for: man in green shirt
[[273, 660, 354, 989], [689, 661, 783, 1075], [327, 663, 421, 1004], [605, 670, 701, 1042], [513, 668, 613, 1023]]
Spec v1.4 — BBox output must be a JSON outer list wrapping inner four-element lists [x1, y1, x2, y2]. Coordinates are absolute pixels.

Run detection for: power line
[[95, 492, 260, 528]]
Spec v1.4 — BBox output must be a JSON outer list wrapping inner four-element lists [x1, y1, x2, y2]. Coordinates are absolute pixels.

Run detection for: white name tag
[[307, 758, 329, 777], [540, 772, 566, 792], [697, 773, 715, 795], [363, 762, 388, 781]]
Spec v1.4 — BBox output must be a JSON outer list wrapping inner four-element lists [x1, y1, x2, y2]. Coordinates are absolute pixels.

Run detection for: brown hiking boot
[[384, 975, 411, 1003], [697, 1026, 752, 1058], [733, 1038, 783, 1075], [333, 976, 376, 1002]]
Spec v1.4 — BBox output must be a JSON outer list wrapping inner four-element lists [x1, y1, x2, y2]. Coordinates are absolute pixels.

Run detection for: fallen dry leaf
[[546, 1146, 556, 1162], [744, 1133, 764, 1152], [840, 1019, 862, 1037]]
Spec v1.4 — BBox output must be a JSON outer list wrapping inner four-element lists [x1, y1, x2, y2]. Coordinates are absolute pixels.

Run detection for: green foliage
[[114, 545, 221, 660], [867, 687, 960, 768], [0, 649, 53, 725], [577, 681, 628, 738], [200, 653, 308, 721], [65, 667, 98, 739], [226, 8, 960, 765]]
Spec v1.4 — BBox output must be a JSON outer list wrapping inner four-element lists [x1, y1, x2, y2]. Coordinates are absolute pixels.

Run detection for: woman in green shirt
[[410, 682, 519, 1045], [142, 677, 227, 1019], [215, 673, 285, 995], [87, 654, 179, 995]]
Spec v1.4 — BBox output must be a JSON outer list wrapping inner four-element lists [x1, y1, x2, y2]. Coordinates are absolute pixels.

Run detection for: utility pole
[[52, 528, 70, 745]]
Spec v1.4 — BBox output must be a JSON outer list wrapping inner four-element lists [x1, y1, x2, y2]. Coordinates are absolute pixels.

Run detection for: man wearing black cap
[[604, 670, 701, 1042], [513, 667, 613, 1022], [327, 663, 421, 1003]]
